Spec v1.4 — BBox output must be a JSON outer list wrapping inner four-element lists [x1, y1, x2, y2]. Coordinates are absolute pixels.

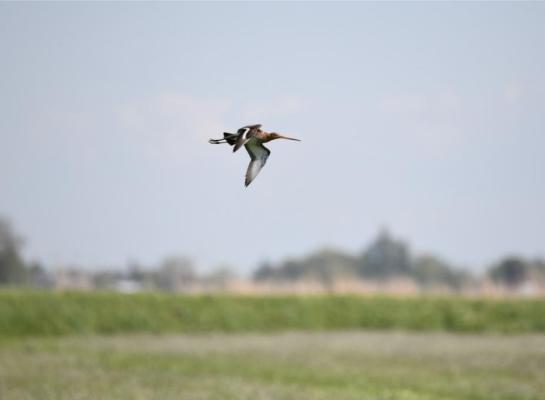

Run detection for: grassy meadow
[[1, 291, 545, 337], [2, 331, 545, 399], [1, 291, 545, 399]]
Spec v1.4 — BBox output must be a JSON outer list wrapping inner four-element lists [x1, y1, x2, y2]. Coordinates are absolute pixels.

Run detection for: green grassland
[[1, 291, 545, 399], [1, 291, 545, 337], [2, 331, 545, 400]]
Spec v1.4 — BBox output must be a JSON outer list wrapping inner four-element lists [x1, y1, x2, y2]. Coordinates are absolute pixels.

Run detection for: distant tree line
[[0, 216, 235, 291], [254, 229, 545, 291], [1, 215, 544, 291], [254, 230, 471, 289], [93, 257, 233, 292], [488, 257, 545, 289]]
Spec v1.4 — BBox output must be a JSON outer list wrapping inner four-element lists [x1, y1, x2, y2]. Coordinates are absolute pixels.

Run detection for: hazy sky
[[1, 2, 544, 274]]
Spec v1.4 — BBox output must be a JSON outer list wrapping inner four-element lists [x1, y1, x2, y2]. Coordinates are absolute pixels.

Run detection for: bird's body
[[209, 124, 300, 186]]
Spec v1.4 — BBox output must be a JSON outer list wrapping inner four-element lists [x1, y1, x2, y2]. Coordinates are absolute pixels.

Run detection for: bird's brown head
[[267, 132, 301, 142]]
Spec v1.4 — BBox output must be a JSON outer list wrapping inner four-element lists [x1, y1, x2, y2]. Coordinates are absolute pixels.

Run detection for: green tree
[[488, 257, 529, 288], [0, 217, 27, 285], [413, 254, 468, 289], [253, 261, 276, 281], [27, 261, 52, 288], [156, 256, 196, 292], [359, 229, 411, 280], [253, 249, 358, 284]]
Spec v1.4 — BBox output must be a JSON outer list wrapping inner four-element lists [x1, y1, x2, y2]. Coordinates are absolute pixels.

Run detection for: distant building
[[114, 279, 143, 293], [53, 268, 94, 291]]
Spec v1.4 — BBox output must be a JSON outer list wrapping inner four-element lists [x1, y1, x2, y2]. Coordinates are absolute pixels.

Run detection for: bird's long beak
[[277, 135, 301, 141]]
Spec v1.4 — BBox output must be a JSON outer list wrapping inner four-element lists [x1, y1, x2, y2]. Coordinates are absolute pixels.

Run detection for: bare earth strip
[[1, 331, 545, 400]]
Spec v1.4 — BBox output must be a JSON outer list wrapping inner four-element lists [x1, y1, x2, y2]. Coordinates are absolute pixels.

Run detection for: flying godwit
[[209, 124, 300, 187]]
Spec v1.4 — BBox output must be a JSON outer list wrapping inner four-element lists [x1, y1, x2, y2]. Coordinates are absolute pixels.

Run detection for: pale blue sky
[[1, 2, 544, 273]]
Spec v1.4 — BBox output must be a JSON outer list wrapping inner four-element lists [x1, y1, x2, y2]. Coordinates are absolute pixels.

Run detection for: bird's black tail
[[223, 132, 238, 146], [209, 132, 239, 145]]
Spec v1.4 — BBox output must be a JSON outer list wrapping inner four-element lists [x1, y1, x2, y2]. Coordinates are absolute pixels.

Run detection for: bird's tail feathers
[[209, 133, 238, 145], [223, 132, 238, 145]]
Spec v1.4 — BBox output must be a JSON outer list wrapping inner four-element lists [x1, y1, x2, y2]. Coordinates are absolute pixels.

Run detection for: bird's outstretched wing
[[244, 142, 270, 187], [240, 124, 262, 131]]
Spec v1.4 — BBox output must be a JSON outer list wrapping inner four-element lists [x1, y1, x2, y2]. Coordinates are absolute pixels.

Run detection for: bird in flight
[[209, 124, 300, 187]]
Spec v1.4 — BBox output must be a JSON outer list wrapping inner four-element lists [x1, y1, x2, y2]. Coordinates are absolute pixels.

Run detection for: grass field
[[2, 291, 545, 337], [1, 331, 545, 400], [2, 291, 544, 399]]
